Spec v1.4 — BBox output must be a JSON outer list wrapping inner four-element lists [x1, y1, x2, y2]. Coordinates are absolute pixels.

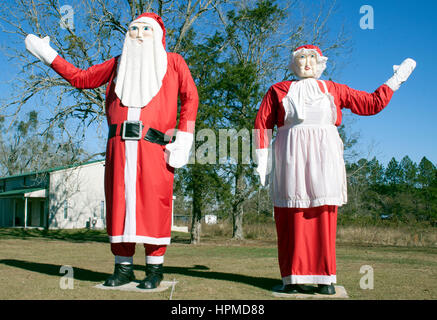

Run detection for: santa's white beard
[[115, 35, 167, 108]]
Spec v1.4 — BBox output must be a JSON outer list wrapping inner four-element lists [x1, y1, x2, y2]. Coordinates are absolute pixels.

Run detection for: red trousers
[[274, 205, 337, 285], [111, 242, 167, 257]]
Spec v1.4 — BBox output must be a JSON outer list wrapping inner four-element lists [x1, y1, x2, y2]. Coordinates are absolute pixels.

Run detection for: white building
[[204, 214, 217, 225], [0, 160, 106, 229]]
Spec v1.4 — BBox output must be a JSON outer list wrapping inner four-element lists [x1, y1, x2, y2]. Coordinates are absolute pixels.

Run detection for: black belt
[[108, 122, 171, 145]]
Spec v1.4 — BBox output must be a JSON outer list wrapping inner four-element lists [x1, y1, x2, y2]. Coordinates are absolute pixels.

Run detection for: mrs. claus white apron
[[272, 78, 346, 285]]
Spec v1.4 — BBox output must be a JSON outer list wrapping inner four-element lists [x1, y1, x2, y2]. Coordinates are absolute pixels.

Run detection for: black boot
[[317, 284, 336, 295], [138, 264, 163, 289], [280, 284, 315, 294], [103, 264, 135, 287]]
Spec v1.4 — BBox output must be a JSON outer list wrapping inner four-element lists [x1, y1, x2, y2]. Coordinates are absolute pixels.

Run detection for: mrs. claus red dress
[[255, 78, 393, 284]]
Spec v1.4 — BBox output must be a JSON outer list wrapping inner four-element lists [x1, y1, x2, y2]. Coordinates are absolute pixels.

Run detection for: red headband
[[294, 44, 323, 56]]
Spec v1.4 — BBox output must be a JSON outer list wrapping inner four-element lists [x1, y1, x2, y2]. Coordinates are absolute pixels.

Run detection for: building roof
[[0, 159, 105, 181], [0, 187, 47, 198]]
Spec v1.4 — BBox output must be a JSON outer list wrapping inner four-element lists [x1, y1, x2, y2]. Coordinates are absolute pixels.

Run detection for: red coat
[[51, 53, 198, 244], [254, 80, 394, 148]]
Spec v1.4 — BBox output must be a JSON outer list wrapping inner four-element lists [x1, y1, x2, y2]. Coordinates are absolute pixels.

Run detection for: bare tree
[[0, 0, 220, 162], [0, 0, 351, 243], [210, 0, 351, 240], [0, 110, 85, 176]]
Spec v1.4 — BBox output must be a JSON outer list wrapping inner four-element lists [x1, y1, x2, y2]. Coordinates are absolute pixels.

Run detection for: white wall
[[48, 161, 106, 229]]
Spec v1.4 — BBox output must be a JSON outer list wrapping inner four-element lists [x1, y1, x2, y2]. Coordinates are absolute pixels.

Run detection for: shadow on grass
[[0, 259, 109, 282], [0, 259, 279, 291], [163, 265, 279, 291], [0, 228, 191, 244], [0, 228, 108, 243]]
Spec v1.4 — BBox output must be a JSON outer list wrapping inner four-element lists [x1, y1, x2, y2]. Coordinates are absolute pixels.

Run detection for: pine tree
[[399, 155, 418, 187], [417, 157, 436, 188], [385, 157, 402, 186]]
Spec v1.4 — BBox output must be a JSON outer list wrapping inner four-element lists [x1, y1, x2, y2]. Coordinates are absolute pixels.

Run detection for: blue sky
[[0, 0, 436, 167], [326, 0, 437, 165]]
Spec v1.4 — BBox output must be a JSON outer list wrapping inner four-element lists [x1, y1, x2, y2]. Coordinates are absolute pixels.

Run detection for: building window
[[100, 201, 105, 219], [64, 201, 68, 219]]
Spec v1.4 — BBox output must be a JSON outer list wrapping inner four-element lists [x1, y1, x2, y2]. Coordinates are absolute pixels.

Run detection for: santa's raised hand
[[24, 34, 58, 66]]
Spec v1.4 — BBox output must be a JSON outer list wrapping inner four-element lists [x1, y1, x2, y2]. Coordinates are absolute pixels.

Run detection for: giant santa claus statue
[[25, 12, 198, 289], [254, 45, 415, 294]]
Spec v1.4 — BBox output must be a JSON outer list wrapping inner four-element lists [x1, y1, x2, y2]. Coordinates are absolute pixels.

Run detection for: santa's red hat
[[131, 12, 166, 48]]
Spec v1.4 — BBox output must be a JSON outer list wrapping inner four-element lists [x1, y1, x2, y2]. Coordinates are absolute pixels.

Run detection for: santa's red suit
[[27, 13, 198, 265], [254, 45, 415, 290]]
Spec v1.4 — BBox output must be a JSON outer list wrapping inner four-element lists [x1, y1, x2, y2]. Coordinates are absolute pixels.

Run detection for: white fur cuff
[[146, 255, 164, 264], [385, 77, 400, 91], [255, 148, 270, 186], [115, 255, 133, 265]]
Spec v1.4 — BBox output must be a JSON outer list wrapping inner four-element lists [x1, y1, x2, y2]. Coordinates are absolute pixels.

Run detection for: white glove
[[165, 131, 194, 168], [255, 148, 271, 186], [385, 58, 416, 91], [25, 34, 58, 66]]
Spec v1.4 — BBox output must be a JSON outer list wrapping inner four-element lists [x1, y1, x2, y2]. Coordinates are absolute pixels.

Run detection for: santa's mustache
[[130, 37, 153, 47]]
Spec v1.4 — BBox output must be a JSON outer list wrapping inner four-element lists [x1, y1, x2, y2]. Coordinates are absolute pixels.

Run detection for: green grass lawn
[[0, 228, 436, 300]]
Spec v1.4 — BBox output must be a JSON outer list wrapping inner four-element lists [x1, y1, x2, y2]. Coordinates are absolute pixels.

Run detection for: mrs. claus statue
[[25, 12, 198, 289], [254, 45, 415, 295]]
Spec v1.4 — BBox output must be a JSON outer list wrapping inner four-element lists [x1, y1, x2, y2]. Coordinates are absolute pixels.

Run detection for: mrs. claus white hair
[[288, 47, 328, 80]]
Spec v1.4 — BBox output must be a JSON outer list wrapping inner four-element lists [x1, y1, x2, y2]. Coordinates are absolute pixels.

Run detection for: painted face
[[128, 22, 153, 43], [294, 51, 318, 78]]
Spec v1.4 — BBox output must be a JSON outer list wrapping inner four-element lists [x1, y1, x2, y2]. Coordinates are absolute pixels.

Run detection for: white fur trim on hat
[[130, 17, 164, 42]]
